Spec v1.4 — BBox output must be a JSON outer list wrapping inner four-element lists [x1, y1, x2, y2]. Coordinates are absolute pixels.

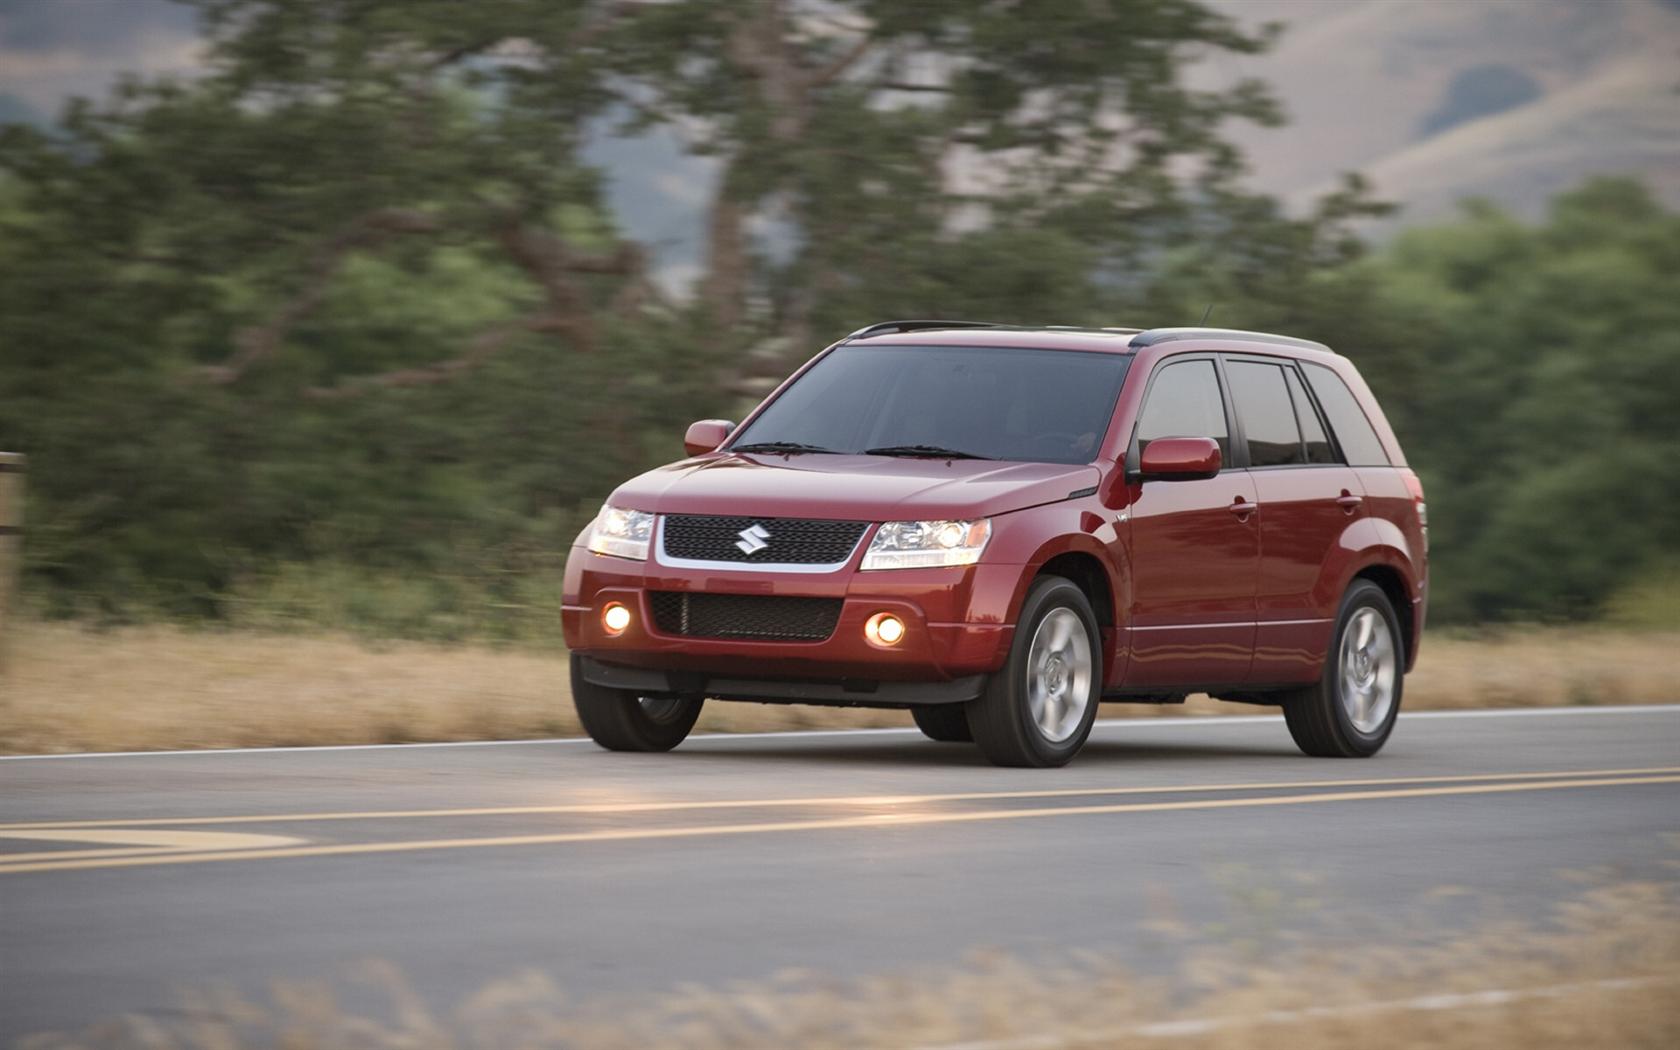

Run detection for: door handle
[[1228, 498, 1258, 519], [1336, 491, 1363, 513]]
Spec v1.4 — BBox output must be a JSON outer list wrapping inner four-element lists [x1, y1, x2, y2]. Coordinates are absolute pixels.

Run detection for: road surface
[[3, 705, 1678, 1041]]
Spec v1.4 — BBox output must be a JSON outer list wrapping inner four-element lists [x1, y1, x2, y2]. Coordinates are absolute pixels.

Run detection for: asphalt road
[[3, 705, 1679, 1042]]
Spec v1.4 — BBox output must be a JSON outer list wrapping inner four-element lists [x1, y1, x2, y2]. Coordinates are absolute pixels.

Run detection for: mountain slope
[[1210, 0, 1680, 220]]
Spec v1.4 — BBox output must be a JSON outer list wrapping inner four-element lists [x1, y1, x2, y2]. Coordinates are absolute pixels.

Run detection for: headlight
[[860, 519, 991, 570], [586, 504, 655, 560]]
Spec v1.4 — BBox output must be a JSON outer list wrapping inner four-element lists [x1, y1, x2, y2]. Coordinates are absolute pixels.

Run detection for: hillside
[[2, 0, 1676, 266], [1210, 0, 1680, 221]]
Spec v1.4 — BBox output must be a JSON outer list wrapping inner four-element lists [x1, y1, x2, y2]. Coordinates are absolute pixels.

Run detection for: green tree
[[3, 0, 1298, 635], [0, 1, 696, 633], [1146, 178, 1680, 622], [14, 2, 1656, 636], [1361, 180, 1680, 621], [612, 0, 1284, 355]]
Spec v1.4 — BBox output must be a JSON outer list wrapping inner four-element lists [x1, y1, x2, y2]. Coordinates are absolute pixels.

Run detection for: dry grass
[[1409, 627, 1680, 710], [18, 881, 1680, 1049], [1, 621, 1676, 755]]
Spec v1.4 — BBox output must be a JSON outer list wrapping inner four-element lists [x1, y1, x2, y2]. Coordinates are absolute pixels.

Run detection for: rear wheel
[[570, 655, 704, 752], [966, 576, 1102, 767], [911, 704, 972, 742], [1281, 580, 1403, 757]]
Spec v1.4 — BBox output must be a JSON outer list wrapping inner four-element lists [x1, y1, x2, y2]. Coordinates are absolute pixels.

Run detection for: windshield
[[730, 345, 1131, 464]]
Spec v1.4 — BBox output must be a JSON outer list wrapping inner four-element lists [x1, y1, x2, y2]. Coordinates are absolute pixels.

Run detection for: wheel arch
[[1348, 562, 1417, 673], [1013, 532, 1123, 618], [1329, 516, 1423, 673], [1038, 550, 1116, 630], [1011, 534, 1128, 685]]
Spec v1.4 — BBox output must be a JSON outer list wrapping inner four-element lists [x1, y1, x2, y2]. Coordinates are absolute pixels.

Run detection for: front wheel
[[1281, 580, 1403, 757], [570, 655, 704, 752], [966, 576, 1102, 767]]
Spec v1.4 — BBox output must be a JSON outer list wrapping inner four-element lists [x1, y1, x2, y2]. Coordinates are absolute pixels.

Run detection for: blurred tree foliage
[[1140, 177, 1680, 623], [1327, 180, 1680, 624], [0, 0, 718, 636], [0, 1, 1673, 637]]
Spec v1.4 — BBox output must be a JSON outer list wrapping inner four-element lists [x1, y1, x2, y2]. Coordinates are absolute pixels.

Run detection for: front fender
[[977, 499, 1129, 679]]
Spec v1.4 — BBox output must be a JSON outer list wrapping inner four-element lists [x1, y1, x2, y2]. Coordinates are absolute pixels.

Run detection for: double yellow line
[[2, 766, 1676, 876]]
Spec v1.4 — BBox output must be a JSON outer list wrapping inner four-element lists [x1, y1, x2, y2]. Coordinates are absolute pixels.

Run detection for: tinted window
[[1302, 363, 1390, 466], [1286, 368, 1336, 464], [1227, 361, 1305, 467], [1135, 360, 1229, 463], [732, 345, 1130, 464]]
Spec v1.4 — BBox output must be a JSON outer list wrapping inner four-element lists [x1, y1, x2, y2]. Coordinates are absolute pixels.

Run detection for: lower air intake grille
[[647, 592, 843, 642]]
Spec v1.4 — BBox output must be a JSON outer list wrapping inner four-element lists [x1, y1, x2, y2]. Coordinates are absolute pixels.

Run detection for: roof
[[844, 320, 1333, 356]]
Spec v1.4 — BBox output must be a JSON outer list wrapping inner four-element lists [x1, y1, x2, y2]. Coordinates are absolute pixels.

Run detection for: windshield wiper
[[864, 444, 993, 460], [731, 441, 837, 455]]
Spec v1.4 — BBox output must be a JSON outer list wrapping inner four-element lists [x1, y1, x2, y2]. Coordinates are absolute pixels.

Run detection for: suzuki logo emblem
[[735, 523, 771, 555]]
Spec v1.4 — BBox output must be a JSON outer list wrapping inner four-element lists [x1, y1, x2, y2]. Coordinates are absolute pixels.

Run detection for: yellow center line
[[1, 773, 1675, 876], [0, 828, 306, 867], [0, 846, 188, 865], [4, 766, 1677, 832]]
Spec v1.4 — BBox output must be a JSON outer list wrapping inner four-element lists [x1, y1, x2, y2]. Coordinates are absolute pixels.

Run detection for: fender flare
[[1016, 532, 1128, 624], [1331, 517, 1424, 668]]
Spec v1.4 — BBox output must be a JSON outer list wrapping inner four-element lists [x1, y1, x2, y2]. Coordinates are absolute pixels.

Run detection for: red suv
[[562, 322, 1427, 766]]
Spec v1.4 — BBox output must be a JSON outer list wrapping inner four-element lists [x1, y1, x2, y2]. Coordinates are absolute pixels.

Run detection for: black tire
[[570, 654, 704, 752], [911, 704, 973, 742], [966, 576, 1103, 767], [1281, 580, 1404, 758]]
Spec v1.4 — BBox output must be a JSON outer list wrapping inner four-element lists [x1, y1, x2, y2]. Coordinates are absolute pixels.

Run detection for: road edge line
[[2, 703, 1676, 761]]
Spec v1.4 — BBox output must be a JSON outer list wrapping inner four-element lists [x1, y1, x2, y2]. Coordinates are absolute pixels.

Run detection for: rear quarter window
[[1226, 360, 1306, 467], [1302, 362, 1390, 466], [1285, 368, 1337, 464]]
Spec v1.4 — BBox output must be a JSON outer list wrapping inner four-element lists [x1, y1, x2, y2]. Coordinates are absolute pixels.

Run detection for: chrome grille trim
[[653, 516, 870, 574]]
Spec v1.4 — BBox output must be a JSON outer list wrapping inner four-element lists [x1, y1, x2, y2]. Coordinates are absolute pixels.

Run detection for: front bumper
[[577, 656, 986, 707], [561, 546, 1020, 689]]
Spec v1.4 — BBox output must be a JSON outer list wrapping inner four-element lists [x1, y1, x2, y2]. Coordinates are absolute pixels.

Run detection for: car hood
[[610, 453, 1100, 521]]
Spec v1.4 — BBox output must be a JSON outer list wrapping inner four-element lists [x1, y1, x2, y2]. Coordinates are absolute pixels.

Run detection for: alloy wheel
[[1338, 607, 1396, 733], [1025, 608, 1093, 742]]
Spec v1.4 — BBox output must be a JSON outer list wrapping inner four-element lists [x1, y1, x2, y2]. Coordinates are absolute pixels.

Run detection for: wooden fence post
[[0, 452, 23, 674]]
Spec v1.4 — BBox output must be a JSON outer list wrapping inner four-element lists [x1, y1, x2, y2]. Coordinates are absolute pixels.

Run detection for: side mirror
[[1139, 436, 1221, 481], [684, 419, 735, 456]]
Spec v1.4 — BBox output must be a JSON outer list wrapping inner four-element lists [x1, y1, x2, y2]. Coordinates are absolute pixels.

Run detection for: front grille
[[662, 515, 869, 565], [648, 592, 843, 642]]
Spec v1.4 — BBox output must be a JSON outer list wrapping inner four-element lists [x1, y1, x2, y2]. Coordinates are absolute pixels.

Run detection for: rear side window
[[1226, 361, 1305, 467], [1285, 368, 1337, 464], [1302, 363, 1390, 466], [1135, 359, 1230, 464]]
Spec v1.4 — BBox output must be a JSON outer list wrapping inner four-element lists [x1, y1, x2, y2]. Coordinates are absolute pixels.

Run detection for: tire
[[911, 704, 973, 742], [1281, 580, 1404, 758], [570, 654, 704, 752], [966, 576, 1102, 767]]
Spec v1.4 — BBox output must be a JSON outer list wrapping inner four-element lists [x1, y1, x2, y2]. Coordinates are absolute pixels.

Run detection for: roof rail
[[1041, 325, 1143, 334], [846, 319, 1004, 339], [1130, 327, 1332, 353]]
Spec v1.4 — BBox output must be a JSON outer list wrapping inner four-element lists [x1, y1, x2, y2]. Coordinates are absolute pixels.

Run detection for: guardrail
[[0, 452, 22, 670]]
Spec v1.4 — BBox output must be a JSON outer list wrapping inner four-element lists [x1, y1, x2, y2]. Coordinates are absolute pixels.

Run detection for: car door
[[1224, 357, 1368, 684], [1119, 356, 1260, 688]]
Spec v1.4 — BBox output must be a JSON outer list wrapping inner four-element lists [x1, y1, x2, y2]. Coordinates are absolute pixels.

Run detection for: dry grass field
[[1, 621, 1676, 755], [22, 879, 1680, 1049]]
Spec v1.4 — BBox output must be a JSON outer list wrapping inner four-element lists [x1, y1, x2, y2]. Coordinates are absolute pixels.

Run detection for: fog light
[[601, 602, 632, 635], [865, 612, 906, 647]]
